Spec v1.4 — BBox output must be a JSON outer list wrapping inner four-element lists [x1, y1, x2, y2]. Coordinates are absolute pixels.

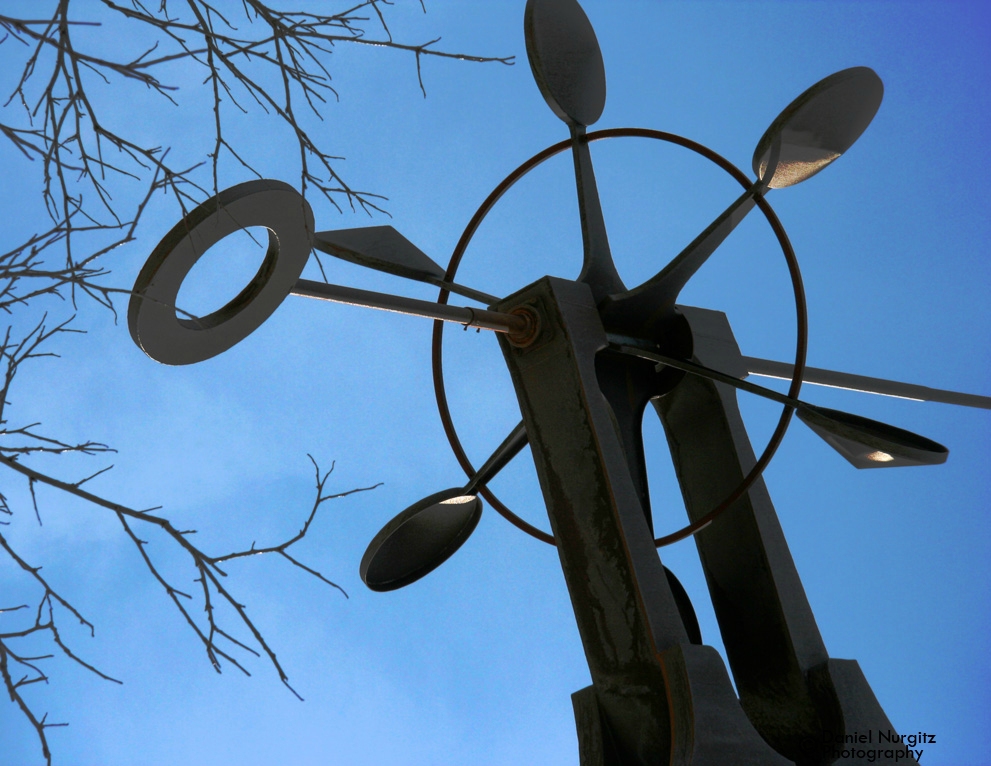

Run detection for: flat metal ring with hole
[[431, 128, 807, 548], [128, 179, 314, 366]]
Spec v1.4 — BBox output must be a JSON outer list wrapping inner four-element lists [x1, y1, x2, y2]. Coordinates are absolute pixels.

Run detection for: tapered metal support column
[[654, 306, 917, 766], [496, 277, 789, 765]]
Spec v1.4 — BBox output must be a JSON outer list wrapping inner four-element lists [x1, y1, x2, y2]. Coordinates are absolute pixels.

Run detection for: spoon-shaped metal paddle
[[360, 422, 528, 591], [599, 67, 884, 335], [609, 337, 948, 469], [524, 0, 623, 300]]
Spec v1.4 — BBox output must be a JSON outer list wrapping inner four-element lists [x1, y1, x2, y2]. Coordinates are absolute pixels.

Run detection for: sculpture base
[[573, 644, 792, 766]]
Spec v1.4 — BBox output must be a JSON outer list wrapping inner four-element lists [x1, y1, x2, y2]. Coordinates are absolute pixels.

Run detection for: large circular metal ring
[[128, 179, 314, 366], [431, 128, 808, 548]]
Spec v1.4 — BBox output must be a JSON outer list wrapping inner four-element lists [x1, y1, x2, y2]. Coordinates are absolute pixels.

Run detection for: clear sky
[[1, 1, 989, 764]]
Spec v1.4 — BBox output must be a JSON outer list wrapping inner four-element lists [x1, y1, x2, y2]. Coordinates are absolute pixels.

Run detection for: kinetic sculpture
[[128, 1, 988, 762]]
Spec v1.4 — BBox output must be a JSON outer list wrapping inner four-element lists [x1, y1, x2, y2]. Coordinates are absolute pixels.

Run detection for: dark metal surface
[[462, 421, 529, 495], [753, 67, 884, 188], [292, 279, 526, 334], [360, 423, 529, 592], [569, 125, 625, 301], [599, 67, 882, 337], [614, 337, 949, 471], [431, 128, 810, 549], [664, 566, 702, 647], [744, 356, 991, 409], [654, 306, 916, 764], [591, 342, 687, 533], [797, 405, 949, 468], [313, 225, 498, 304], [525, 0, 624, 301], [359, 488, 482, 592], [129, 179, 313, 365], [313, 225, 446, 281], [496, 277, 790, 764], [524, 0, 606, 128], [125, 4, 946, 763], [597, 185, 759, 335]]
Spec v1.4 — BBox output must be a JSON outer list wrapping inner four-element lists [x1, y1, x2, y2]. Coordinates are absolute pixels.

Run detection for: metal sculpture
[[128, 0, 989, 763]]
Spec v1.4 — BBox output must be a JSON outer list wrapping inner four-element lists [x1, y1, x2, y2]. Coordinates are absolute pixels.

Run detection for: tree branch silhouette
[[0, 2, 512, 763]]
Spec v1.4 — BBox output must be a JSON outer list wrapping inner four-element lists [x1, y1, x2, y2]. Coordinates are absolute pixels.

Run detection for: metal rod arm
[[743, 356, 991, 410], [609, 339, 796, 408], [597, 184, 761, 335], [463, 421, 528, 496], [291, 278, 527, 334], [570, 125, 624, 300], [638, 184, 760, 309], [611, 335, 991, 411]]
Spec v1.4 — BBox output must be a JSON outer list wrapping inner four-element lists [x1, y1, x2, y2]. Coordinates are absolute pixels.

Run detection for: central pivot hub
[[505, 305, 542, 348]]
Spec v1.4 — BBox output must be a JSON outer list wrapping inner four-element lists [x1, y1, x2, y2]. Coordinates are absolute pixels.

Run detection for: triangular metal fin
[[313, 226, 446, 281]]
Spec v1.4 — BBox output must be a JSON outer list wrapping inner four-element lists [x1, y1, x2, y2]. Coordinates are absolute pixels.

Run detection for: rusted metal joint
[[506, 305, 541, 347]]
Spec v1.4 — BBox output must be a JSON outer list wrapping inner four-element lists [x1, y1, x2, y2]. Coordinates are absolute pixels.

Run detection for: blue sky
[[1, 1, 989, 764]]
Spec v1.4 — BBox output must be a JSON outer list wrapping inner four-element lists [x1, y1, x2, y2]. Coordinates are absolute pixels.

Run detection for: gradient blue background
[[1, 1, 988, 764]]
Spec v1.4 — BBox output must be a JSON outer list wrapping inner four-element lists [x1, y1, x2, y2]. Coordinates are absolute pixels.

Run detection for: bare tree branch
[[0, 3, 510, 762], [0, 445, 378, 761]]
